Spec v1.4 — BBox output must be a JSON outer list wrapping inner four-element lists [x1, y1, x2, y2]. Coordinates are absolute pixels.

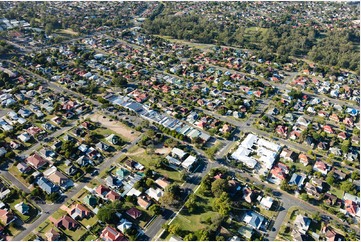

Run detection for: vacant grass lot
[[170, 193, 218, 232], [126, 146, 182, 182]]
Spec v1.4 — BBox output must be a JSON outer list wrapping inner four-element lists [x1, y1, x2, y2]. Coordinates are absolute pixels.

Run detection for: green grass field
[[170, 193, 218, 232], [126, 146, 182, 182]]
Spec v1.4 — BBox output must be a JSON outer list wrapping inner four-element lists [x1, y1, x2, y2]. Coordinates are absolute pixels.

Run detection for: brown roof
[[55, 215, 77, 230], [45, 228, 60, 241], [126, 207, 142, 219], [101, 226, 126, 241], [48, 171, 68, 185], [106, 190, 120, 201], [95, 185, 110, 196], [69, 203, 91, 218], [155, 178, 170, 189], [137, 197, 151, 209], [0, 209, 14, 225], [26, 153, 47, 169]]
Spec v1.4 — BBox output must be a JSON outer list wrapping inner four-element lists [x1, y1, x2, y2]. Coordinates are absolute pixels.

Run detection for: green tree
[[184, 194, 197, 213], [184, 233, 197, 241], [212, 192, 231, 216], [326, 171, 335, 186], [351, 172, 360, 181], [149, 204, 162, 216], [340, 181, 355, 194], [167, 224, 180, 235], [97, 200, 123, 224], [211, 179, 228, 198]]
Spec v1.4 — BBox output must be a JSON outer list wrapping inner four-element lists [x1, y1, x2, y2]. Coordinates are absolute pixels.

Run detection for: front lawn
[[81, 214, 98, 228], [51, 209, 67, 220], [84, 233, 98, 241], [61, 225, 88, 241], [330, 187, 344, 199], [9, 198, 39, 223], [8, 165, 33, 190]]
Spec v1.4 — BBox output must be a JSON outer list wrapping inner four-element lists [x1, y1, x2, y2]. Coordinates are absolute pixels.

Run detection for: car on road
[[91, 169, 99, 176]]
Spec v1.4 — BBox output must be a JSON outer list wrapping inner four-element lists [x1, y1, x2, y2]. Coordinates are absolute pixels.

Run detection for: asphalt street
[[14, 135, 143, 241]]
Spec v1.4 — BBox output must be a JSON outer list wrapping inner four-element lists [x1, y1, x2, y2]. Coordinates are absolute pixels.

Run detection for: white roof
[[241, 134, 258, 149], [259, 155, 276, 169], [43, 166, 57, 177], [257, 138, 281, 152], [145, 187, 164, 201], [126, 188, 141, 197], [240, 156, 258, 169], [231, 146, 251, 161], [117, 219, 132, 233], [134, 162, 144, 170], [171, 148, 187, 159], [343, 193, 360, 203], [181, 155, 196, 169], [260, 196, 274, 208]]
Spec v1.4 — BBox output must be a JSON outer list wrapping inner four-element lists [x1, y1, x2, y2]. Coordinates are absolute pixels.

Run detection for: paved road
[[14, 134, 143, 241], [0, 170, 30, 193], [223, 166, 360, 237]]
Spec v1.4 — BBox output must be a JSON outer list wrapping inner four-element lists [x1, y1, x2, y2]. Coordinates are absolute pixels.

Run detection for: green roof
[[83, 194, 97, 207]]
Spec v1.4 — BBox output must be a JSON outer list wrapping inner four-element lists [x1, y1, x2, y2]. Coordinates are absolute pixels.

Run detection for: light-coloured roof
[[181, 155, 196, 169]]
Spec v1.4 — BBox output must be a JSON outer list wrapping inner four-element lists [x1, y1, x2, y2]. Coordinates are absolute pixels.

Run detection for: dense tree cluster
[[143, 14, 359, 72]]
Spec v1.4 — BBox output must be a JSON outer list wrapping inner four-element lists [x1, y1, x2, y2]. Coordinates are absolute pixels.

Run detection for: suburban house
[[260, 196, 274, 210], [242, 187, 257, 204], [145, 187, 164, 201], [83, 194, 97, 208], [288, 173, 307, 189], [67, 203, 91, 219], [16, 162, 31, 173], [126, 207, 142, 220], [45, 228, 61, 241], [47, 170, 70, 188], [280, 149, 298, 162], [155, 178, 170, 190], [242, 210, 265, 230], [117, 219, 132, 233], [0, 209, 15, 225], [52, 215, 78, 230], [37, 177, 59, 194], [95, 185, 110, 198], [304, 182, 321, 199], [238, 226, 254, 240], [106, 190, 121, 201], [298, 154, 310, 166], [14, 202, 29, 215], [270, 164, 288, 184], [344, 200, 359, 217], [313, 160, 329, 175], [137, 196, 151, 210], [321, 226, 344, 241], [26, 153, 48, 169], [293, 214, 311, 235], [100, 226, 126, 241]]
